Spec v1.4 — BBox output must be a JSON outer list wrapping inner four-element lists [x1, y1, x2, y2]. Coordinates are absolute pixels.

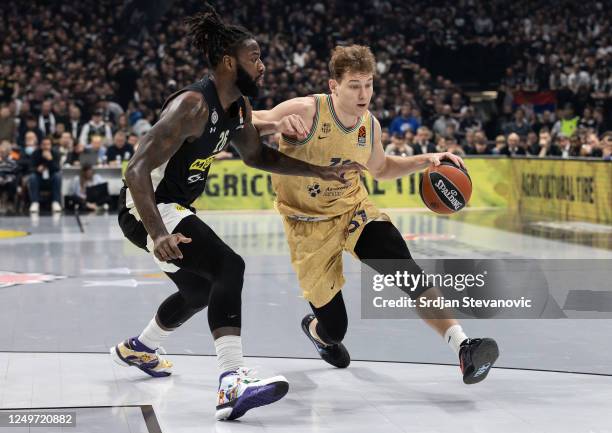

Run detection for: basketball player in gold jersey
[[253, 45, 499, 384]]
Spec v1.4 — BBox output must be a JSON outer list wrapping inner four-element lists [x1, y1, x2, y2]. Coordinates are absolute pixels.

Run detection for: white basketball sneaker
[[215, 367, 288, 421]]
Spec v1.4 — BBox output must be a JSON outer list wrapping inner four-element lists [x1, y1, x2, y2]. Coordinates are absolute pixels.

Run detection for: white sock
[[138, 317, 173, 350], [444, 324, 468, 356], [214, 335, 244, 373]]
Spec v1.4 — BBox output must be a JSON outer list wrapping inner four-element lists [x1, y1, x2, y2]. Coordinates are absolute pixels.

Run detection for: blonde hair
[[328, 45, 376, 81]]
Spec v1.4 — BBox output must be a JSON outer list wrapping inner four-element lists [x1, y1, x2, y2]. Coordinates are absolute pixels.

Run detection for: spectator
[[115, 113, 131, 135], [435, 136, 447, 153], [578, 107, 598, 130], [131, 108, 153, 137], [403, 129, 414, 147], [0, 106, 16, 142], [85, 135, 107, 166], [389, 104, 420, 135], [412, 126, 436, 155], [371, 97, 392, 128], [432, 105, 459, 137], [22, 131, 38, 159], [127, 133, 140, 152], [67, 105, 83, 142], [536, 130, 562, 157], [459, 106, 481, 135], [79, 109, 112, 146], [492, 135, 507, 155], [0, 140, 19, 213], [557, 135, 580, 159], [503, 133, 528, 156], [57, 132, 74, 166], [526, 131, 539, 155], [582, 133, 603, 158], [377, 130, 388, 150], [385, 133, 413, 157], [552, 104, 580, 139], [66, 164, 109, 212], [449, 93, 466, 119], [533, 110, 556, 134], [50, 123, 67, 149], [106, 131, 135, 166], [17, 115, 43, 148], [469, 131, 492, 155], [446, 137, 466, 157], [65, 142, 86, 167], [37, 100, 56, 136], [28, 137, 62, 213], [503, 108, 532, 137]]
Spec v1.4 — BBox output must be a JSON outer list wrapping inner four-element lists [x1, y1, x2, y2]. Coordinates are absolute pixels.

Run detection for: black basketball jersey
[[125, 76, 247, 209]]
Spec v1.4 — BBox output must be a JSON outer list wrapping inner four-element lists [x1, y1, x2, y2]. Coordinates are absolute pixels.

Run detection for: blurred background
[[0, 0, 610, 225]]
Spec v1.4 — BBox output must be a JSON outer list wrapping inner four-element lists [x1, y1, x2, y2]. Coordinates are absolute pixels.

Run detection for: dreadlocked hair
[[185, 3, 253, 67]]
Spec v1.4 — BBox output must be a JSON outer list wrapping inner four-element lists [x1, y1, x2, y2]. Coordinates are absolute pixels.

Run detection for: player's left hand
[[277, 114, 308, 140], [428, 152, 466, 170]]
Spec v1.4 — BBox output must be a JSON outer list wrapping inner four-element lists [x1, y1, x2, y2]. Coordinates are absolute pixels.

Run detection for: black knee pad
[[355, 221, 412, 260]]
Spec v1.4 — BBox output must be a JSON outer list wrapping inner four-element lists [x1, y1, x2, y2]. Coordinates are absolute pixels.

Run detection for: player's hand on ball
[[277, 114, 308, 141], [153, 233, 192, 262], [428, 152, 466, 170], [313, 162, 365, 184]]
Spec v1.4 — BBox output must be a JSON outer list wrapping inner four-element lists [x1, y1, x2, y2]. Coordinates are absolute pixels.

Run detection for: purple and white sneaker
[[215, 367, 289, 421], [110, 337, 173, 378]]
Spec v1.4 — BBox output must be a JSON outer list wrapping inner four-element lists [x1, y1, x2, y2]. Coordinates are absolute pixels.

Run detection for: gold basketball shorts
[[282, 199, 389, 308]]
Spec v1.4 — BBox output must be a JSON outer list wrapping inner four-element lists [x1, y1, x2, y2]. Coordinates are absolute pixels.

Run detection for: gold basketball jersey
[[272, 94, 374, 218]]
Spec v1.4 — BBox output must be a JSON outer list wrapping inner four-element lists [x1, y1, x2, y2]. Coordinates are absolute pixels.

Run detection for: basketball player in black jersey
[[110, 4, 357, 421]]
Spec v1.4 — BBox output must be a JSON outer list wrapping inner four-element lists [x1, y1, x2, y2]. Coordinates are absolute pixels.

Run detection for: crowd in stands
[[0, 0, 610, 213]]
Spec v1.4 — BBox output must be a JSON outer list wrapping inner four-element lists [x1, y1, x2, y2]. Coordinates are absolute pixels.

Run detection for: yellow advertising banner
[[508, 159, 611, 223], [193, 158, 512, 211]]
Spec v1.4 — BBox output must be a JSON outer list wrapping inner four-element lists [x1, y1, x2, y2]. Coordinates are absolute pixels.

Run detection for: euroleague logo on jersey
[[357, 125, 367, 147]]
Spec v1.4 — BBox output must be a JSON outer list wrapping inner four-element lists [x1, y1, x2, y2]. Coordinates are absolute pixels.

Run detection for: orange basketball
[[419, 161, 472, 214]]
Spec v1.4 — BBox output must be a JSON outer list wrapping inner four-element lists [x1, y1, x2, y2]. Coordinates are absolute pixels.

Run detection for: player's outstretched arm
[[125, 91, 206, 261], [252, 97, 314, 139], [366, 116, 465, 180], [234, 99, 360, 183]]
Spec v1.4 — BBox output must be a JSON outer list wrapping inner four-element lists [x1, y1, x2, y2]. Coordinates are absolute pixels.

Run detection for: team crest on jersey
[[321, 123, 331, 134], [357, 125, 367, 146], [211, 109, 219, 125]]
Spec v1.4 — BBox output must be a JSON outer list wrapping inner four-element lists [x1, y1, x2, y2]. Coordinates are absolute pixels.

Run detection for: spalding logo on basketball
[[419, 161, 472, 214]]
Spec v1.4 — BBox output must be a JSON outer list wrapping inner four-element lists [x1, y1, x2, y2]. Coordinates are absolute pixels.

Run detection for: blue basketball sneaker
[[215, 367, 289, 421], [110, 337, 173, 378]]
